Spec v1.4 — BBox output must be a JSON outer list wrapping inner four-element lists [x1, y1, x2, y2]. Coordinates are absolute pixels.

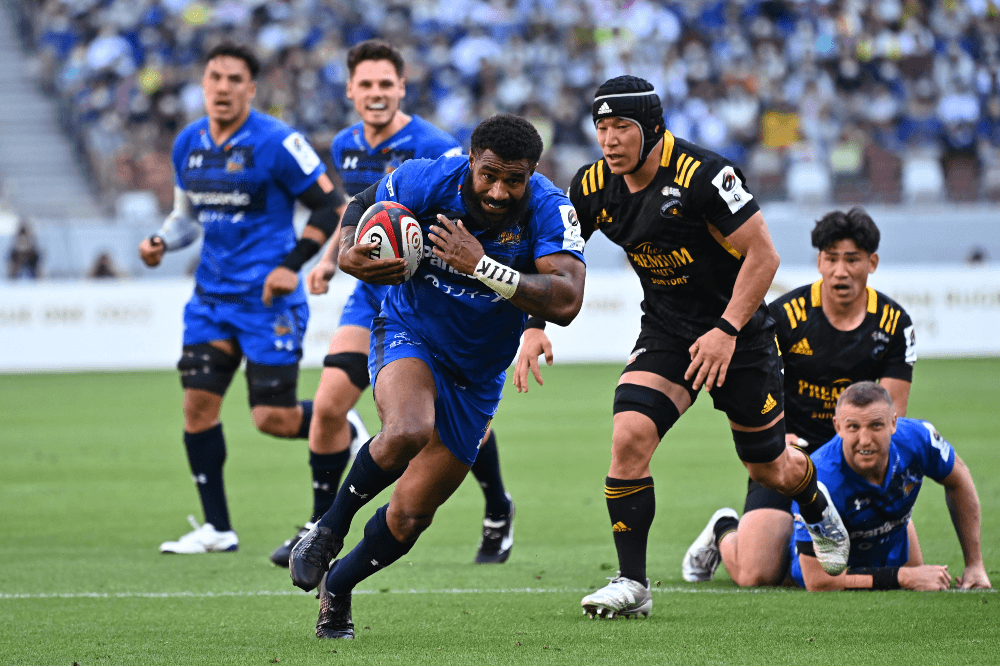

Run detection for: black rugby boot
[[289, 524, 343, 591], [316, 561, 355, 640]]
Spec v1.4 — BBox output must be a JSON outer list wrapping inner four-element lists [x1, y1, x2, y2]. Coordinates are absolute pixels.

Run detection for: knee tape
[[613, 383, 680, 439], [732, 419, 786, 464], [177, 343, 240, 395], [323, 352, 370, 390], [245, 360, 299, 408]]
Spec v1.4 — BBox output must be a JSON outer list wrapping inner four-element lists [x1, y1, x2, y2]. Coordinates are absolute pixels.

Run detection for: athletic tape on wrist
[[474, 255, 520, 300]]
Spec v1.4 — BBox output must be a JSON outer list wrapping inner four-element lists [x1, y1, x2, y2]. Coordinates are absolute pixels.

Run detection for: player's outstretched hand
[[307, 259, 337, 295], [514, 328, 553, 393], [898, 565, 952, 591], [686, 327, 737, 391], [339, 241, 407, 284], [428, 215, 483, 275], [956, 563, 992, 589], [262, 266, 299, 307], [139, 236, 165, 268]]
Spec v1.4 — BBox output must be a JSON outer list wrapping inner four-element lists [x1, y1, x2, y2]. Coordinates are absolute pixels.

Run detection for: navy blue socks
[[316, 440, 404, 536], [183, 423, 230, 532], [325, 504, 413, 595], [470, 430, 513, 520], [309, 449, 351, 523]]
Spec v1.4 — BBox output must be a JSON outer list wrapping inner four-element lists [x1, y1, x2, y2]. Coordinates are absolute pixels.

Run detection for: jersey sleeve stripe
[[891, 310, 901, 335], [676, 155, 694, 185], [783, 302, 798, 329], [582, 168, 591, 196], [683, 161, 702, 188], [791, 297, 806, 322], [706, 221, 742, 259], [597, 160, 605, 190], [588, 165, 597, 195], [880, 304, 890, 329]]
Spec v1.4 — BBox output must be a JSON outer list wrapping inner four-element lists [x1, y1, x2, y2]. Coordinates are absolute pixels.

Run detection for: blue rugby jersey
[[792, 417, 956, 568], [331, 115, 461, 197], [373, 155, 586, 383], [172, 109, 325, 304]]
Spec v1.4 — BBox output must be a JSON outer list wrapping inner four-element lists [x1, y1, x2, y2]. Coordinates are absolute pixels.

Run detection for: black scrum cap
[[592, 75, 664, 169]]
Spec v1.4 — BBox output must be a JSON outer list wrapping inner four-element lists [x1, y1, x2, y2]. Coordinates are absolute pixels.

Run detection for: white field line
[[1, 586, 994, 600]]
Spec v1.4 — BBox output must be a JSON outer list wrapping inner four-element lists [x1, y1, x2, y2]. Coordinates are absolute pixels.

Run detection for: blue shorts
[[368, 315, 503, 466], [339, 282, 390, 329], [788, 533, 909, 588], [183, 293, 308, 366]]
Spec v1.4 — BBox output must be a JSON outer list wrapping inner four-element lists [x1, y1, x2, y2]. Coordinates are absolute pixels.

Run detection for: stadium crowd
[[11, 0, 1000, 208]]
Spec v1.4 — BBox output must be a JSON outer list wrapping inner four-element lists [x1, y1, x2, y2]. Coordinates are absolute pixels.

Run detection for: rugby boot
[[804, 481, 850, 575], [581, 574, 652, 619], [289, 524, 343, 591], [159, 515, 238, 554], [682, 507, 738, 582], [316, 561, 354, 639], [269, 522, 314, 567], [475, 498, 515, 564], [346, 409, 369, 456]]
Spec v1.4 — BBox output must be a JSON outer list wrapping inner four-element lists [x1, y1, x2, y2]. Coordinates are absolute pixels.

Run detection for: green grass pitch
[[1, 359, 997, 665]]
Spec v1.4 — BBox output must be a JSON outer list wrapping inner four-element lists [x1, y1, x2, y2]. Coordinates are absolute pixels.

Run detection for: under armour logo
[[349, 485, 369, 499], [343, 156, 358, 169], [188, 154, 203, 169], [597, 101, 612, 114]]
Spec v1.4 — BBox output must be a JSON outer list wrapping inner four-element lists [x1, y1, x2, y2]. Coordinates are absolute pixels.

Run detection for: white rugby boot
[[682, 507, 738, 582], [159, 515, 238, 554], [804, 481, 850, 575], [345, 409, 370, 456], [581, 574, 652, 619]]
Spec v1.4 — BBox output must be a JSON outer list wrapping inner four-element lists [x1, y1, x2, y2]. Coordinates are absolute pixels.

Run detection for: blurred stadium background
[[0, 0, 998, 364]]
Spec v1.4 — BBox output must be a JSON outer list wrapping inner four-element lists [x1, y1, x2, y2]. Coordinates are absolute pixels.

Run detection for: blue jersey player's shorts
[[338, 282, 390, 329], [183, 292, 308, 366], [788, 531, 910, 588], [368, 315, 503, 466]]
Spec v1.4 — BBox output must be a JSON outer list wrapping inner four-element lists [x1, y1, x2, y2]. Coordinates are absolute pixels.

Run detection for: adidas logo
[[789, 338, 813, 355], [612, 521, 630, 533], [761, 394, 777, 415], [598, 101, 612, 114]]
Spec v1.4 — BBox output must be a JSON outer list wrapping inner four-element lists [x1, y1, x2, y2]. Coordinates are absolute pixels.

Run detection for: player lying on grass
[[287, 114, 586, 639], [683, 208, 916, 586], [770, 381, 987, 590]]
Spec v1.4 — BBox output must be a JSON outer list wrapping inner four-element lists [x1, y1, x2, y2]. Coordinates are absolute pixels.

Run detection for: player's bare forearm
[[942, 456, 986, 573], [722, 211, 780, 329], [509, 255, 586, 326]]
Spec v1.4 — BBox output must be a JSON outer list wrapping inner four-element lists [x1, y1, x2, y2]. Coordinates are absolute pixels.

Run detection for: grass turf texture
[[1, 359, 997, 665]]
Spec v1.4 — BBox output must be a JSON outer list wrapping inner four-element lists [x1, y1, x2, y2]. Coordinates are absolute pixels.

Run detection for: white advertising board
[[1, 266, 997, 373]]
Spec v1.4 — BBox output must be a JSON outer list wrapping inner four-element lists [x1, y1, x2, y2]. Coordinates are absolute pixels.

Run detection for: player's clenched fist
[[262, 266, 299, 306], [139, 236, 165, 267]]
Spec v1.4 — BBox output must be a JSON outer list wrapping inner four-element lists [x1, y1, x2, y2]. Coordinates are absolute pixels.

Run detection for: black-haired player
[[683, 207, 917, 587], [287, 114, 586, 639], [521, 75, 849, 618]]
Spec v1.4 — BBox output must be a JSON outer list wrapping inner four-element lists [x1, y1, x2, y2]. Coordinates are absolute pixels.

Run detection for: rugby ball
[[354, 201, 423, 281]]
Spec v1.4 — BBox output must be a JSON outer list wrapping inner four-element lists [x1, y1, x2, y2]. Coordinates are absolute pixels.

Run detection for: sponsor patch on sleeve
[[903, 324, 917, 364], [921, 420, 953, 462], [282, 132, 321, 175], [711, 166, 753, 215], [559, 204, 585, 252]]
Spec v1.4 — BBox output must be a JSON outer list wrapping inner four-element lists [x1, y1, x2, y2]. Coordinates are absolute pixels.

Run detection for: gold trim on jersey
[[674, 153, 702, 188], [810, 280, 879, 315], [783, 295, 808, 329], [581, 159, 606, 197], [811, 279, 822, 307], [706, 223, 742, 259], [660, 131, 675, 168], [866, 286, 878, 314]]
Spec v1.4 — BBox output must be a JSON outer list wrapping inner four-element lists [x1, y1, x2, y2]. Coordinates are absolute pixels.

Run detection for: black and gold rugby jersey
[[569, 131, 773, 350], [769, 281, 916, 451]]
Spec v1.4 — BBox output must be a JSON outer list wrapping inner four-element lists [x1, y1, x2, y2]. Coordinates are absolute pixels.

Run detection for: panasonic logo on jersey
[[187, 190, 251, 207]]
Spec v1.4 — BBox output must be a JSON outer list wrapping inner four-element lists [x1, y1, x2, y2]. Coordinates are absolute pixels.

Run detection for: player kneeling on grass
[[286, 114, 586, 639], [786, 381, 990, 591]]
